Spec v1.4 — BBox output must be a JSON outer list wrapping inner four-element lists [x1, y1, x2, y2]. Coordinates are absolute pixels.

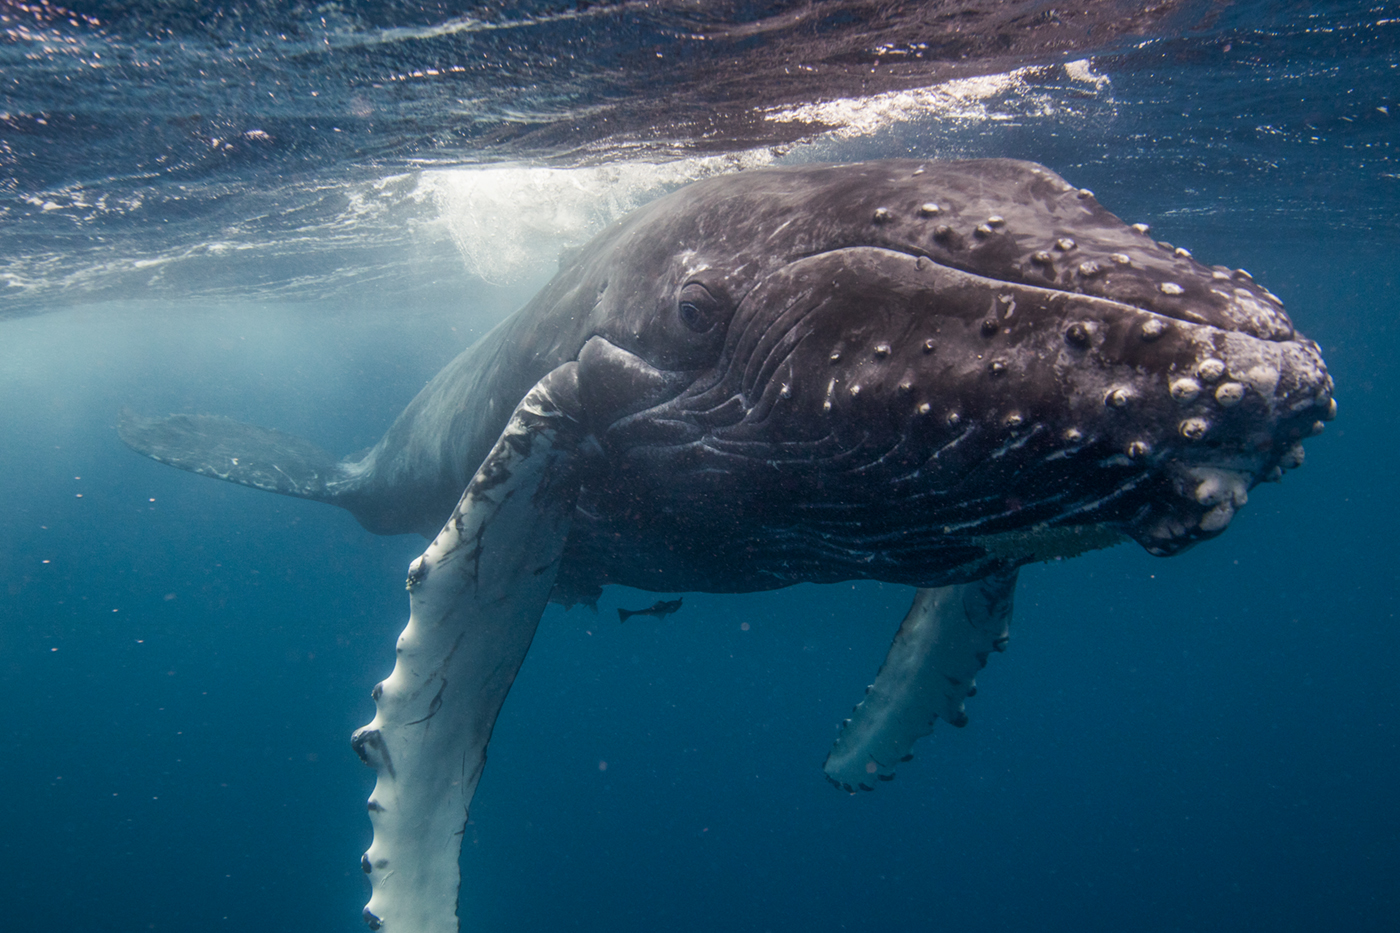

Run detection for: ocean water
[[2, 3, 1397, 932]]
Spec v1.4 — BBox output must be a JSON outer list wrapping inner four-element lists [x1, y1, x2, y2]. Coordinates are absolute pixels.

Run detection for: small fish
[[617, 597, 683, 623]]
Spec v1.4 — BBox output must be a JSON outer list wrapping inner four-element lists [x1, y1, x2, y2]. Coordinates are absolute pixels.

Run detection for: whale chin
[[1125, 462, 1262, 556]]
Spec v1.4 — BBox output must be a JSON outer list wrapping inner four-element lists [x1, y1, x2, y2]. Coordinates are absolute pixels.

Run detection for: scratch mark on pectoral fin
[[403, 680, 446, 726], [823, 570, 1018, 792]]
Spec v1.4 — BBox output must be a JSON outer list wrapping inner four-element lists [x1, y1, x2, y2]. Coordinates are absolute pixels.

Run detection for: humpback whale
[[120, 159, 1334, 933]]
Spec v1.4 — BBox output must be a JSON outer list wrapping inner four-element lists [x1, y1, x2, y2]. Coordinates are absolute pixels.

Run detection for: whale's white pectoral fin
[[351, 363, 585, 933], [824, 570, 1018, 793]]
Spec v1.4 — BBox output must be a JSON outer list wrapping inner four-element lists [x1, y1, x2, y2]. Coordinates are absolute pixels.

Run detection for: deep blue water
[[2, 3, 1398, 932]]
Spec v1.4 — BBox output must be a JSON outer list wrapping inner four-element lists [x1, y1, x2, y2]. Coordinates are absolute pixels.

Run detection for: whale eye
[[677, 282, 722, 332]]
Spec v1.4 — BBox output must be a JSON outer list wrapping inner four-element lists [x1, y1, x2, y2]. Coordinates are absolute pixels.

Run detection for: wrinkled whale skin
[[353, 160, 1329, 600], [118, 159, 1334, 933], [125, 160, 1330, 599]]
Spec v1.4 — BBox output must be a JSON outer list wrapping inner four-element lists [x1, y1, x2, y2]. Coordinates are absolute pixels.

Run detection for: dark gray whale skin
[[121, 158, 1333, 602], [120, 159, 1335, 932]]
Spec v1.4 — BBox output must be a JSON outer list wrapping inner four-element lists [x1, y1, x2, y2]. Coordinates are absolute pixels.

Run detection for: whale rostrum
[[119, 159, 1333, 932]]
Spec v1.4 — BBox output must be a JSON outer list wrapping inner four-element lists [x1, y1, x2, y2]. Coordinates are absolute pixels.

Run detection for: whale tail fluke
[[118, 408, 354, 505]]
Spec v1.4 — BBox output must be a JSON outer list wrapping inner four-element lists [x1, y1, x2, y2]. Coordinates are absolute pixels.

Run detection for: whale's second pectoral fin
[[824, 570, 1019, 793], [351, 363, 585, 933]]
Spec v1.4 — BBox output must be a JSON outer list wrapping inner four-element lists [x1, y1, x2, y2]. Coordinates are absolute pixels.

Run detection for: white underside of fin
[[824, 570, 1018, 792], [351, 365, 584, 933]]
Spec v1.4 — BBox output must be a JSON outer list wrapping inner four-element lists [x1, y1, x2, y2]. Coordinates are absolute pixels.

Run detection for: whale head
[[562, 160, 1332, 592]]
